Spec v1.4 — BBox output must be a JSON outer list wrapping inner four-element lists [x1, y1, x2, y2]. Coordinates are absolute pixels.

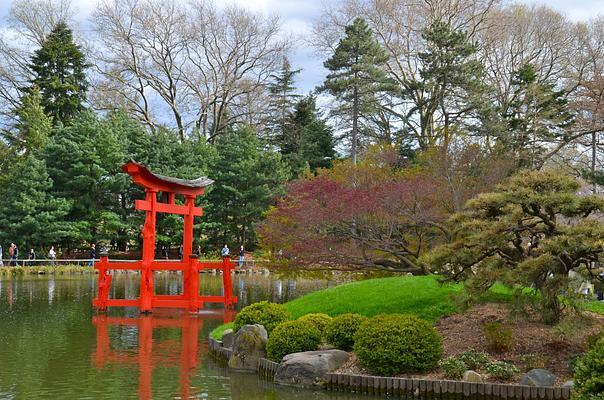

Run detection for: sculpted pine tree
[[29, 22, 88, 124], [424, 170, 604, 324], [322, 17, 395, 164]]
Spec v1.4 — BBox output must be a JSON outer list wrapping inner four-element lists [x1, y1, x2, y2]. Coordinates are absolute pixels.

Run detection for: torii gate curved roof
[[122, 160, 213, 196]]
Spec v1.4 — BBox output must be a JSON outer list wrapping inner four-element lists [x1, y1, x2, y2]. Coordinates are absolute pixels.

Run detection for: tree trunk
[[352, 85, 358, 165]]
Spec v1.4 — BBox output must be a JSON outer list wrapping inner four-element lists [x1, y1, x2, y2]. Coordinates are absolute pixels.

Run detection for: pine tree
[[322, 17, 395, 164], [410, 20, 488, 150], [267, 57, 301, 147], [204, 126, 289, 248], [29, 22, 88, 124], [282, 95, 335, 176], [0, 155, 72, 250], [503, 63, 573, 169], [44, 111, 127, 249], [12, 86, 53, 155]]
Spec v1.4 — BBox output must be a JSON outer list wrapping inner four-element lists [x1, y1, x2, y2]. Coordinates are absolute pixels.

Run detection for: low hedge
[[232, 301, 290, 336], [354, 314, 443, 376], [325, 313, 368, 351], [266, 320, 321, 362], [297, 313, 332, 337]]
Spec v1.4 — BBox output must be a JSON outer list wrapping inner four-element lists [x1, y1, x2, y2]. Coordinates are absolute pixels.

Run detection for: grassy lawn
[[211, 275, 509, 339], [0, 265, 94, 276], [585, 300, 604, 315], [210, 275, 604, 340]]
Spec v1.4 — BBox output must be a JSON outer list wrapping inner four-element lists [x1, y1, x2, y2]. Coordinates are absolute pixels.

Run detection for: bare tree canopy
[[90, 0, 288, 142]]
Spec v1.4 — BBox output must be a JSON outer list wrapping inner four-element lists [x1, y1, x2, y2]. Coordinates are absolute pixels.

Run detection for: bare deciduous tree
[[91, 0, 288, 142]]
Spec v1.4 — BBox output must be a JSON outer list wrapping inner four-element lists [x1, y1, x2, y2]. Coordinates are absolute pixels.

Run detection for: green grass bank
[[210, 275, 511, 339], [210, 275, 604, 340], [0, 265, 95, 276]]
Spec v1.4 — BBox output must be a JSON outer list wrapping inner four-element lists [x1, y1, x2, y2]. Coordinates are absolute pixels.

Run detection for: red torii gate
[[93, 161, 237, 313]]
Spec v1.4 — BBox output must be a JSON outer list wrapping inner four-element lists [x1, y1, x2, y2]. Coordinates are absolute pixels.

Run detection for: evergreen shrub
[[297, 313, 333, 337], [266, 320, 321, 361], [325, 313, 368, 351], [353, 314, 443, 376], [232, 301, 291, 336], [572, 339, 604, 400]]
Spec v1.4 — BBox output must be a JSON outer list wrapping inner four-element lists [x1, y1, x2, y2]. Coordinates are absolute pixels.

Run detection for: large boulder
[[519, 369, 556, 387], [228, 324, 267, 370], [463, 370, 484, 383], [222, 329, 234, 348], [274, 350, 350, 387]]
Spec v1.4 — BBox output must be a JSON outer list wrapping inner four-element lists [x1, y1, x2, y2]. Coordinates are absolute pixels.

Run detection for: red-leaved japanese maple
[[259, 160, 448, 273]]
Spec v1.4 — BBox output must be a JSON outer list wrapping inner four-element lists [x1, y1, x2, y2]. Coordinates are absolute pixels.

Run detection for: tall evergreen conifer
[[282, 95, 335, 176], [267, 57, 301, 147], [322, 17, 395, 164], [29, 22, 88, 124], [504, 64, 573, 169], [13, 86, 53, 155]]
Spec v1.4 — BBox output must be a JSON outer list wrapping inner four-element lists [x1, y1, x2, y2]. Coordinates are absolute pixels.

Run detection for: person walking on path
[[8, 244, 14, 266], [28, 249, 36, 267], [221, 244, 229, 258], [11, 244, 18, 266], [48, 246, 57, 266], [238, 245, 245, 268], [0, 244, 3, 267], [88, 244, 96, 267]]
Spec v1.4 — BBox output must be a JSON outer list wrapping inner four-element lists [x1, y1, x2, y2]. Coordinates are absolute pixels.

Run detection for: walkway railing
[[0, 258, 266, 268]]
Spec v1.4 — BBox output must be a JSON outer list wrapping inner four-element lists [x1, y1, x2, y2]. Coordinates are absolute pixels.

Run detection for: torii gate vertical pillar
[[140, 189, 157, 313]]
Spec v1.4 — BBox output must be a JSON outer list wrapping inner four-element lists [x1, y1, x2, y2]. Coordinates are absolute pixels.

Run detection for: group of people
[[0, 242, 246, 267], [0, 243, 61, 267], [221, 244, 246, 267]]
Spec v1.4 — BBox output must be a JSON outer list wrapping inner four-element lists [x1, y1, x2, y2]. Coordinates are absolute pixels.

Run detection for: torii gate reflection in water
[[93, 161, 237, 313], [92, 311, 235, 400]]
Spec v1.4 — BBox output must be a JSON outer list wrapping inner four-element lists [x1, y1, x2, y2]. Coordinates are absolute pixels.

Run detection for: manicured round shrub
[[232, 301, 291, 336], [266, 320, 321, 362], [353, 314, 443, 376], [325, 313, 368, 351], [297, 313, 333, 337], [572, 339, 604, 400]]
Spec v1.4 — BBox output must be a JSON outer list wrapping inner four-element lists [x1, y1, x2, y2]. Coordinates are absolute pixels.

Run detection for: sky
[[0, 0, 603, 93]]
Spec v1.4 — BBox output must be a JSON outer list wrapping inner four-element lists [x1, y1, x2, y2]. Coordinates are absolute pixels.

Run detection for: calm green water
[[0, 273, 367, 399]]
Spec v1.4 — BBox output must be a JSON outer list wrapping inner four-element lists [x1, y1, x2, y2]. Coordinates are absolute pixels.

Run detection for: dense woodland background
[[2, 0, 604, 267]]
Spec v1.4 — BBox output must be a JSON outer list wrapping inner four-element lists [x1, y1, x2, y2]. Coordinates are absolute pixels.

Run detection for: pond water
[[0, 273, 368, 399]]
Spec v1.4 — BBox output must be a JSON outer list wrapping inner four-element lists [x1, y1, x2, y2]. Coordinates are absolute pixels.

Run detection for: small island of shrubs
[[227, 301, 445, 376], [219, 292, 604, 400]]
